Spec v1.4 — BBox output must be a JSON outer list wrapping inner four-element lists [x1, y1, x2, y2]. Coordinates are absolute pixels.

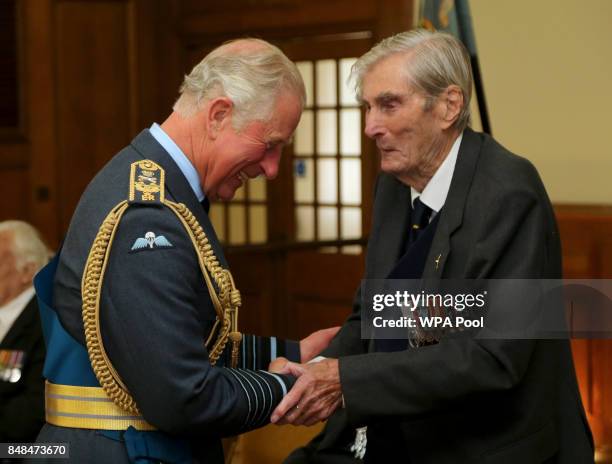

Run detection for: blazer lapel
[[366, 177, 411, 353], [368, 176, 412, 279], [423, 128, 483, 278], [129, 130, 229, 268]]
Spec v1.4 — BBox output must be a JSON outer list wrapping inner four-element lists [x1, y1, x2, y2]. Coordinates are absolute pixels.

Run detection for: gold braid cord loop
[[81, 160, 242, 415], [168, 201, 242, 366]]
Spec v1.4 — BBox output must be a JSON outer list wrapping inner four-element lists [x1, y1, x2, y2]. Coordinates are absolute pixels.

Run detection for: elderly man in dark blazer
[[0, 221, 49, 449], [274, 30, 594, 464], [34, 38, 337, 464]]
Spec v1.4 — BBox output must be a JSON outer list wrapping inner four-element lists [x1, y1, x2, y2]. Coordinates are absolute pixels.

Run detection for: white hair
[[0, 220, 52, 272], [173, 38, 305, 130], [351, 29, 473, 131]]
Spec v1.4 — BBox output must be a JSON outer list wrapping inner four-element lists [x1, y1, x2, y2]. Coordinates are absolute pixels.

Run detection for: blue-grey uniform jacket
[[36, 130, 297, 463]]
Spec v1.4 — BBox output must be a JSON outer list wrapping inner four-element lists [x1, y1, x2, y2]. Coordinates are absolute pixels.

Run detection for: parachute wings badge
[[130, 231, 174, 252]]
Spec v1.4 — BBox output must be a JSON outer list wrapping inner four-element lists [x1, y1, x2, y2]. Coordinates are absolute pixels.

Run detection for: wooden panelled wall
[[0, 0, 175, 246], [0, 0, 610, 460], [556, 205, 612, 462]]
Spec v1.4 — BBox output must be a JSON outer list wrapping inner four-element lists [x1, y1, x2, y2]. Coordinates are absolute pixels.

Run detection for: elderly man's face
[[361, 53, 446, 183], [202, 91, 302, 201], [0, 231, 29, 306]]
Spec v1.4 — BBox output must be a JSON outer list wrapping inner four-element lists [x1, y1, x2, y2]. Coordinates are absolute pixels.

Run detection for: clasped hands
[[268, 327, 343, 426]]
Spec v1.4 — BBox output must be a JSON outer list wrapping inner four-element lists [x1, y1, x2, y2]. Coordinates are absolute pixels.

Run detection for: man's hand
[[268, 356, 289, 373], [300, 326, 341, 362], [270, 359, 342, 426]]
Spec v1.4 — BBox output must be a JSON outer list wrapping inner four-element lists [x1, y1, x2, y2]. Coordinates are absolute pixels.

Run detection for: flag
[[417, 0, 491, 134]]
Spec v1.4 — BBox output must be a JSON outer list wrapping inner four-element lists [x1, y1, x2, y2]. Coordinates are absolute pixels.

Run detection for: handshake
[[268, 327, 343, 426]]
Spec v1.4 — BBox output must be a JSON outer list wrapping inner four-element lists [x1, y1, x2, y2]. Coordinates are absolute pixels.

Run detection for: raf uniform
[[35, 128, 299, 463], [287, 128, 594, 464]]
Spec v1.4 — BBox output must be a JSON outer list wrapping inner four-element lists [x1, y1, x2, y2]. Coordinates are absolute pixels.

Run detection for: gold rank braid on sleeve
[[80, 160, 243, 415]]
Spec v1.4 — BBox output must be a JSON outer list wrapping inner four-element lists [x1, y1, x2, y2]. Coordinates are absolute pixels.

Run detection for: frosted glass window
[[296, 206, 315, 241], [319, 246, 339, 254], [340, 109, 361, 156], [249, 175, 266, 201], [340, 159, 361, 205], [342, 245, 362, 255], [291, 56, 365, 250], [340, 58, 358, 105], [228, 204, 246, 245], [294, 110, 314, 156], [249, 205, 267, 244], [317, 110, 337, 155], [316, 60, 336, 106], [341, 207, 361, 239], [317, 159, 337, 204], [294, 159, 314, 203], [318, 207, 338, 240], [208, 204, 225, 242], [296, 61, 313, 107]]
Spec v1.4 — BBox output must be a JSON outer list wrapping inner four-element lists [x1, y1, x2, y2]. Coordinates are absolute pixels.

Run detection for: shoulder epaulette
[[129, 159, 165, 205]]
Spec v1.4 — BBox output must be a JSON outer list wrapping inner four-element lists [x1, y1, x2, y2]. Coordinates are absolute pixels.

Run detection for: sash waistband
[[45, 381, 156, 431]]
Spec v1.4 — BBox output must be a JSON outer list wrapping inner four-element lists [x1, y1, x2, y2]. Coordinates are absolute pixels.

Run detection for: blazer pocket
[[482, 421, 558, 464]]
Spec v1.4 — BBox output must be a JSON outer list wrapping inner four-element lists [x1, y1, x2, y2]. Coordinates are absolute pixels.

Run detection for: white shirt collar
[[149, 123, 205, 202], [411, 132, 463, 213], [0, 287, 35, 343]]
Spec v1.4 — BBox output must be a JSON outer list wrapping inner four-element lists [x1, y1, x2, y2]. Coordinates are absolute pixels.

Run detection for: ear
[[20, 262, 37, 285], [439, 85, 464, 130], [205, 97, 234, 139]]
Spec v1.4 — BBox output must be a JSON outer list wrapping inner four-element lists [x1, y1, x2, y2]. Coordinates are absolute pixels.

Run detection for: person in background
[[0, 221, 50, 450]]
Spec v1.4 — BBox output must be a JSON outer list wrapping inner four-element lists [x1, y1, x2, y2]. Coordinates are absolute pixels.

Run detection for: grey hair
[[351, 29, 473, 131], [173, 38, 305, 130], [0, 220, 52, 272]]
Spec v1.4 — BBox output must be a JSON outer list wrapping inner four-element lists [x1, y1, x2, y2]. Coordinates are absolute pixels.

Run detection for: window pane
[[319, 246, 339, 254], [294, 158, 314, 203], [296, 206, 315, 241], [340, 159, 361, 205], [294, 110, 314, 156], [296, 61, 313, 107], [340, 57, 358, 105], [317, 158, 337, 204], [249, 205, 267, 244], [341, 207, 361, 239], [317, 109, 337, 156], [341, 245, 362, 255], [249, 175, 266, 201], [318, 206, 338, 240], [209, 204, 225, 242], [340, 108, 361, 156], [316, 59, 336, 106], [228, 204, 246, 245]]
